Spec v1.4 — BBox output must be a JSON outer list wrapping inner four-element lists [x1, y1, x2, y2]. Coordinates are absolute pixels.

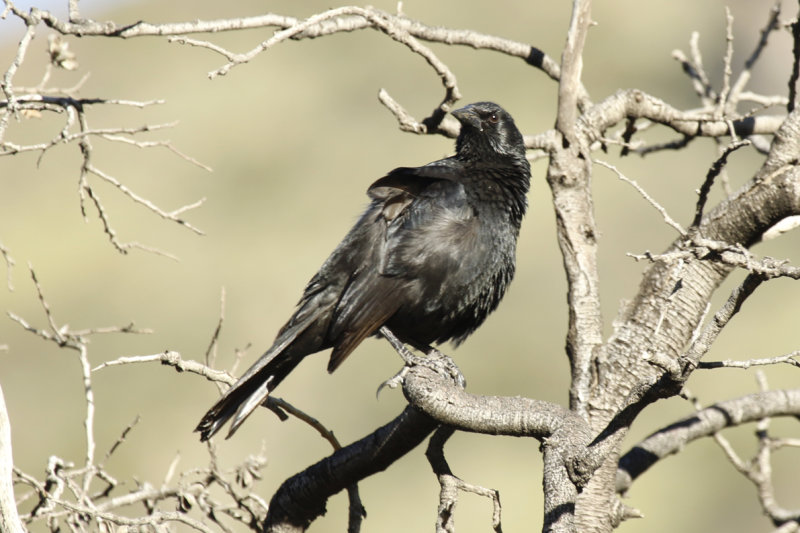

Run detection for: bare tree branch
[[682, 272, 766, 370], [698, 351, 800, 370], [556, 0, 593, 138], [690, 139, 751, 230], [425, 427, 502, 533], [264, 405, 439, 533], [728, 0, 782, 107], [789, 9, 800, 112], [8, 299, 272, 532], [2, 3, 566, 90], [0, 383, 24, 533], [616, 388, 800, 494], [548, 0, 603, 424]]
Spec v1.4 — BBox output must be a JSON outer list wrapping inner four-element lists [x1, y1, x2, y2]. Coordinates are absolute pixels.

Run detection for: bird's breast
[[385, 207, 517, 346]]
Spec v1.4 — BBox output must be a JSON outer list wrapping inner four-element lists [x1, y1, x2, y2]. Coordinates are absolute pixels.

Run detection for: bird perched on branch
[[196, 101, 531, 441]]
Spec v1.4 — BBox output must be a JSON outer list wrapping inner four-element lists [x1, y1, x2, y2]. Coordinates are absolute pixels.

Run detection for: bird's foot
[[377, 326, 466, 395], [376, 347, 466, 398], [423, 347, 467, 389]]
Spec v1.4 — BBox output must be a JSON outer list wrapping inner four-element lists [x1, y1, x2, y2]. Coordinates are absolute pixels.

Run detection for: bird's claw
[[378, 326, 467, 396], [376, 365, 410, 398], [377, 348, 467, 398]]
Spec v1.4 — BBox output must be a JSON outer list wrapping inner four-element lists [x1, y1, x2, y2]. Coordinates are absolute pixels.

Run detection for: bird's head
[[452, 102, 526, 162]]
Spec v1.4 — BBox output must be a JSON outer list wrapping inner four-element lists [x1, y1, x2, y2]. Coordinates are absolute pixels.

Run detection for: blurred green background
[[1, 1, 799, 531]]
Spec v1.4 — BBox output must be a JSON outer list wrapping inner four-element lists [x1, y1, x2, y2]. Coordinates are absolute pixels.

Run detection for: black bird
[[196, 101, 531, 441]]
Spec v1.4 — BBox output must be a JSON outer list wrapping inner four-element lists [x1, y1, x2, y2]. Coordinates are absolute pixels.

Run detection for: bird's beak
[[452, 105, 482, 131]]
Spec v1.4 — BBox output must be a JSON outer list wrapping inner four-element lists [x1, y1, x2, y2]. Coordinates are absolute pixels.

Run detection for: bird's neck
[[462, 159, 530, 229]]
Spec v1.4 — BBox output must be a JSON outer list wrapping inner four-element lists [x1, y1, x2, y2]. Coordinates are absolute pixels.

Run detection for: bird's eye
[[487, 113, 499, 124]]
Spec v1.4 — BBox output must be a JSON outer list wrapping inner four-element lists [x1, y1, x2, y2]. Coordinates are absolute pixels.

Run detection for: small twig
[[76, 341, 96, 495], [94, 350, 341, 449], [682, 272, 765, 370], [698, 351, 800, 370], [672, 49, 713, 103], [205, 287, 226, 369], [728, 374, 800, 525], [377, 89, 420, 132], [729, 1, 782, 105], [87, 164, 205, 235], [425, 427, 502, 533], [3, 120, 183, 159], [100, 416, 141, 466], [81, 183, 179, 259], [2, 80, 207, 255], [716, 7, 735, 117], [63, 503, 217, 533], [27, 265, 63, 344], [163, 452, 180, 487], [0, 14, 37, 142], [689, 32, 714, 105], [596, 159, 686, 235], [269, 397, 343, 451], [10, 267, 103, 506], [0, 242, 14, 291], [633, 134, 693, 156], [93, 351, 222, 376], [6, 281, 271, 530], [693, 237, 800, 278], [790, 12, 800, 112], [690, 139, 751, 230], [229, 343, 251, 377], [98, 132, 212, 173], [629, 239, 800, 280], [167, 35, 238, 61], [712, 425, 748, 470], [198, 6, 463, 132], [69, 323, 152, 337]]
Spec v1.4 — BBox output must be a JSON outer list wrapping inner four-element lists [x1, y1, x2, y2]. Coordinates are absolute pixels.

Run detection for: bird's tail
[[195, 351, 304, 441], [195, 309, 325, 441]]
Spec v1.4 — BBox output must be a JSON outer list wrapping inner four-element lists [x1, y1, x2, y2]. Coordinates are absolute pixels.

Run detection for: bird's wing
[[367, 161, 461, 207], [369, 161, 476, 274], [325, 269, 404, 372], [324, 164, 466, 371], [374, 165, 480, 281]]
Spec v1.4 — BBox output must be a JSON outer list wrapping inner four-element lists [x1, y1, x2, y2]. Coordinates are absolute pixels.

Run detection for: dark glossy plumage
[[196, 102, 531, 441]]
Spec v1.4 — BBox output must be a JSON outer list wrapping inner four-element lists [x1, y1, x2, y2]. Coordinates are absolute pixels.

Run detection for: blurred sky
[[1, 1, 799, 532]]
